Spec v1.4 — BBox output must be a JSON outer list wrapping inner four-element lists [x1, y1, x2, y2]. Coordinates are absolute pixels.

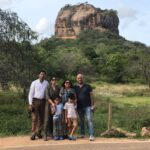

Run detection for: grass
[[0, 91, 31, 136], [93, 82, 150, 97], [111, 97, 150, 107], [0, 83, 150, 137], [0, 104, 31, 136], [0, 91, 23, 104], [93, 82, 150, 137]]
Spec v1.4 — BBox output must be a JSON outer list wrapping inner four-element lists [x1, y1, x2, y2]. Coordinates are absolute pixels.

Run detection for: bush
[[0, 103, 31, 136], [112, 104, 150, 135], [0, 91, 23, 104], [0, 91, 30, 136]]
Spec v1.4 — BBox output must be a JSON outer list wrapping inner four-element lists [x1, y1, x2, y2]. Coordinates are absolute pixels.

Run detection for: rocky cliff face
[[55, 3, 119, 39]]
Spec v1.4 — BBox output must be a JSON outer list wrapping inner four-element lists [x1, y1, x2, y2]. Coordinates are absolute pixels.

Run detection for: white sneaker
[[89, 135, 94, 141]]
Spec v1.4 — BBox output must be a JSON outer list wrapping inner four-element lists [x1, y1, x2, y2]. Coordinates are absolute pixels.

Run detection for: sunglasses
[[51, 78, 56, 80]]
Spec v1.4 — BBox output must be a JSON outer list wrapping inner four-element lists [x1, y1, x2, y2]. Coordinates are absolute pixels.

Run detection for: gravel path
[[0, 136, 149, 150]]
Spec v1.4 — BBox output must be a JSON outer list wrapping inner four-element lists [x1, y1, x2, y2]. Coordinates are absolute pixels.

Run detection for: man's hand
[[28, 105, 33, 112], [91, 105, 96, 112]]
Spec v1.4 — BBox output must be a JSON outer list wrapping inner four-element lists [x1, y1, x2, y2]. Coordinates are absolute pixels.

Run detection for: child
[[64, 93, 78, 140], [53, 97, 64, 140]]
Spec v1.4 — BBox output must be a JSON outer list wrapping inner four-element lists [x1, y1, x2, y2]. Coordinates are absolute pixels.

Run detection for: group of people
[[28, 70, 95, 141]]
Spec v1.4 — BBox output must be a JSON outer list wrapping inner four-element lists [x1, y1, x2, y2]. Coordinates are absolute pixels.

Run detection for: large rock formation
[[55, 3, 119, 39]]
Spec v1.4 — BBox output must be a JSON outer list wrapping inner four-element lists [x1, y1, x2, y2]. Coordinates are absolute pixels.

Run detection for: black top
[[74, 83, 92, 109], [45, 85, 60, 101]]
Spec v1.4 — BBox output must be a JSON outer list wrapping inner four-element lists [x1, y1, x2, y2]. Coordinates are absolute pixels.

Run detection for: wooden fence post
[[108, 103, 112, 130]]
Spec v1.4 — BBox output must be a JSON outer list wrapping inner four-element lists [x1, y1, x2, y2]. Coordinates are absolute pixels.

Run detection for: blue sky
[[0, 0, 150, 46]]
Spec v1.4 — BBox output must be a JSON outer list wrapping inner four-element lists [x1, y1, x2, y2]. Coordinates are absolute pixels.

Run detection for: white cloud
[[118, 6, 139, 30], [138, 21, 146, 27], [118, 6, 138, 19], [35, 18, 50, 33], [35, 18, 55, 41], [0, 0, 13, 7], [0, 0, 23, 8], [120, 19, 133, 30]]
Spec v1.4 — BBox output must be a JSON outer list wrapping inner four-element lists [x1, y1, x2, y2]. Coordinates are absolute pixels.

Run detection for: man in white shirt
[[28, 70, 49, 140]]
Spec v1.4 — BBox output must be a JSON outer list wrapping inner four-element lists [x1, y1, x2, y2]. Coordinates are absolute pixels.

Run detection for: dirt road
[[0, 136, 150, 150]]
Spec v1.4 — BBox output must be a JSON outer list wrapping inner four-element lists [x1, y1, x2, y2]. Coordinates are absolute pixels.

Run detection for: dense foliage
[[36, 30, 150, 87], [0, 9, 150, 90], [0, 9, 38, 90], [0, 9, 150, 137]]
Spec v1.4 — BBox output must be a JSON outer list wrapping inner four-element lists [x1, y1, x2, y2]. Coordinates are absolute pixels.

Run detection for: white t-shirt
[[64, 102, 77, 118]]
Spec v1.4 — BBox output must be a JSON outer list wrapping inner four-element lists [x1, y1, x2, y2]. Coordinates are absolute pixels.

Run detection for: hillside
[[0, 5, 150, 90], [38, 29, 150, 86]]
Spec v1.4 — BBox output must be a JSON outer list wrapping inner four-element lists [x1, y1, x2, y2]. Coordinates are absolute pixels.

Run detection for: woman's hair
[[62, 79, 73, 88]]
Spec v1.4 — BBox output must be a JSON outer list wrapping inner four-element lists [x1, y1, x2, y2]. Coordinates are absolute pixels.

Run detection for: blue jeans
[[78, 107, 94, 136], [53, 115, 62, 137]]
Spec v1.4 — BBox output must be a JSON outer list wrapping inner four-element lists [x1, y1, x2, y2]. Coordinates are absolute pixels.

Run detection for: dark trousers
[[31, 98, 45, 134], [44, 101, 53, 137]]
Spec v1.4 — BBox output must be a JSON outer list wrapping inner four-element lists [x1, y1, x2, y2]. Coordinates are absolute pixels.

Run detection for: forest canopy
[[0, 9, 150, 90]]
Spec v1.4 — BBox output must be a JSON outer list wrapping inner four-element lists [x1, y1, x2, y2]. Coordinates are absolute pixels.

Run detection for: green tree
[[104, 53, 128, 82], [0, 9, 37, 90], [138, 50, 150, 89], [49, 47, 93, 77]]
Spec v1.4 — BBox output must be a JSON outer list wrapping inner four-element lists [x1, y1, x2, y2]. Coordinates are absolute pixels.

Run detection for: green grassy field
[[111, 97, 150, 106], [93, 83, 150, 137], [0, 91, 31, 136], [0, 83, 150, 137]]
